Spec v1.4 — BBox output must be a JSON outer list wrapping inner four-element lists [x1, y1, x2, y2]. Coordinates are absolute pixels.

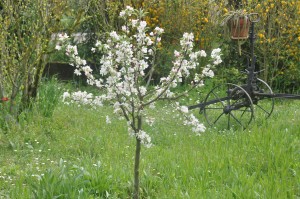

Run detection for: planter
[[229, 17, 250, 40]]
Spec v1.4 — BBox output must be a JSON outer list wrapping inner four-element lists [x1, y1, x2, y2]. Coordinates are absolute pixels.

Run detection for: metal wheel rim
[[203, 83, 254, 130], [254, 78, 275, 119]]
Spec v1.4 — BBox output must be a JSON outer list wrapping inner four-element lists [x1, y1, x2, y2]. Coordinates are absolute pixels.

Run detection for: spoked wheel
[[203, 83, 254, 130], [252, 78, 274, 119]]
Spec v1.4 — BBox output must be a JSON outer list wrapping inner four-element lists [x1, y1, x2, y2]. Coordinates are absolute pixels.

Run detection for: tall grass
[[36, 76, 63, 117], [0, 81, 299, 198]]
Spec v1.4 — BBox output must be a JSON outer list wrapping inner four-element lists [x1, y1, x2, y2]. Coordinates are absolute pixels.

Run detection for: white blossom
[[213, 57, 222, 65], [174, 50, 180, 57], [154, 27, 164, 35], [119, 11, 126, 17], [82, 66, 93, 76], [199, 50, 207, 57], [211, 48, 221, 57], [58, 33, 69, 41], [58, 7, 223, 147], [126, 6, 134, 11], [180, 106, 189, 113], [211, 48, 222, 65], [55, 45, 62, 50], [139, 86, 147, 96], [136, 130, 152, 148], [74, 69, 81, 76], [131, 19, 138, 27], [95, 40, 102, 47], [202, 67, 214, 78], [139, 21, 147, 30], [110, 31, 120, 41]]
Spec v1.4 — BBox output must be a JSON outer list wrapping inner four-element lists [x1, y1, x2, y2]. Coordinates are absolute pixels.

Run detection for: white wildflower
[[106, 116, 111, 124], [62, 92, 70, 101]]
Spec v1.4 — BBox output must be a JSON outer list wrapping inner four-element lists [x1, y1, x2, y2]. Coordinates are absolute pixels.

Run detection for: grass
[[0, 81, 299, 198]]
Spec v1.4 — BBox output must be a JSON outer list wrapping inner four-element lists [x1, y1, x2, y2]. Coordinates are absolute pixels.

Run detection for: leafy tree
[[0, 0, 82, 120]]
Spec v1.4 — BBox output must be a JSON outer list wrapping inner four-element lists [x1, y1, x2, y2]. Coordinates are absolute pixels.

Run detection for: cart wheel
[[203, 83, 254, 130], [252, 78, 274, 119]]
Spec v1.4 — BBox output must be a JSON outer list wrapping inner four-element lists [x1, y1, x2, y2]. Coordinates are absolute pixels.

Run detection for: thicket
[[77, 0, 299, 92], [143, 0, 300, 92], [0, 0, 83, 121]]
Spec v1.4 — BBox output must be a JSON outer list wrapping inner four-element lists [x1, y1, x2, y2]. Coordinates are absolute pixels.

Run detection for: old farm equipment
[[188, 14, 300, 130]]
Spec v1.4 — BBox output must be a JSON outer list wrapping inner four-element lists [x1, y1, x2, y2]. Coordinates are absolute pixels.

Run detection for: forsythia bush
[[143, 0, 222, 50], [50, 0, 300, 92], [139, 0, 299, 92], [252, 0, 300, 91]]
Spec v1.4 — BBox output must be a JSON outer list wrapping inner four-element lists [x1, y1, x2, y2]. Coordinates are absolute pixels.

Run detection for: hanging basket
[[229, 17, 250, 40]]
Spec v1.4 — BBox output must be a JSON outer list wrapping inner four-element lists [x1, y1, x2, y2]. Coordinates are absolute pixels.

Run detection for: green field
[[0, 82, 299, 198]]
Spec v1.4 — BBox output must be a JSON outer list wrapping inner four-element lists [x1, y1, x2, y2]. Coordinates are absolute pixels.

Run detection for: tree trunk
[[133, 138, 141, 199], [19, 55, 46, 114], [28, 57, 45, 100]]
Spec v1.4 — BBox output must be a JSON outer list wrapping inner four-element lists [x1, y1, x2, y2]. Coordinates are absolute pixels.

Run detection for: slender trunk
[[28, 57, 45, 100], [102, 0, 110, 25], [133, 115, 142, 199], [0, 73, 4, 98], [0, 45, 5, 98], [20, 72, 32, 112], [9, 74, 21, 117], [133, 138, 141, 199]]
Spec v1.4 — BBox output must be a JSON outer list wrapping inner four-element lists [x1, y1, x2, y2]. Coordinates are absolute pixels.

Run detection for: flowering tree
[[59, 6, 222, 199]]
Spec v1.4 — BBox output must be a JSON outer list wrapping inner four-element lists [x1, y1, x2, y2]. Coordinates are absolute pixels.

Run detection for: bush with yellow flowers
[[137, 0, 224, 81], [251, 0, 300, 91], [145, 0, 299, 91], [79, 0, 300, 91], [143, 0, 223, 50]]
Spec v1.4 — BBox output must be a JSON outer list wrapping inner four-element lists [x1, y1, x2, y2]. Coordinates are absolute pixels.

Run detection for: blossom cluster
[[62, 91, 103, 107], [57, 6, 222, 147], [174, 103, 206, 134]]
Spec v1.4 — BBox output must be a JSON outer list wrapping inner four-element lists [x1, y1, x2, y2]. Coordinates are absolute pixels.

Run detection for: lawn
[[0, 82, 299, 198]]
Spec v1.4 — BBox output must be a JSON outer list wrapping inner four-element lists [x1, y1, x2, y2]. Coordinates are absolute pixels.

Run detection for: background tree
[[0, 0, 83, 119]]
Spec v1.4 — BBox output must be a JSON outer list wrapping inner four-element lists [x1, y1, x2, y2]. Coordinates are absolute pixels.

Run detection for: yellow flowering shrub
[[84, 0, 299, 91], [142, 0, 222, 51], [111, 0, 299, 91], [250, 0, 300, 91]]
